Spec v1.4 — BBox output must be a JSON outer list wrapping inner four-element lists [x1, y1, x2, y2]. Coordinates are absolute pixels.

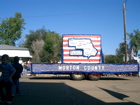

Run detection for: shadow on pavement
[[29, 76, 129, 81], [98, 87, 129, 100], [11, 81, 139, 105], [100, 77, 129, 80], [29, 76, 71, 80]]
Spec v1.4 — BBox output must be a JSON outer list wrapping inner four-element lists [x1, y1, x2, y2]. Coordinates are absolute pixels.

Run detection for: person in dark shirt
[[12, 56, 23, 96], [0, 54, 16, 104]]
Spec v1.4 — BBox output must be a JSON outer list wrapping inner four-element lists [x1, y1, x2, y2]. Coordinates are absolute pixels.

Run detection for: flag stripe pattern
[[62, 35, 101, 63]]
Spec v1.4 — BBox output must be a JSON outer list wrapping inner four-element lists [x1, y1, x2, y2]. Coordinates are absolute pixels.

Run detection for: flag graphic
[[62, 35, 102, 63], [130, 48, 134, 59]]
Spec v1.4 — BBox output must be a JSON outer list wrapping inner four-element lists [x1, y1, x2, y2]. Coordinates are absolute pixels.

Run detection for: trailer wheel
[[88, 73, 101, 81], [70, 73, 85, 80]]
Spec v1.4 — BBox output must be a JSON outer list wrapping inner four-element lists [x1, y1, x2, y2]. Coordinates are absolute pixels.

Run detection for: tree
[[24, 28, 47, 50], [115, 42, 129, 63], [24, 28, 48, 62], [105, 42, 128, 63], [105, 55, 117, 63], [0, 12, 25, 45], [31, 39, 44, 62], [42, 32, 62, 63], [127, 29, 140, 56], [24, 28, 62, 63]]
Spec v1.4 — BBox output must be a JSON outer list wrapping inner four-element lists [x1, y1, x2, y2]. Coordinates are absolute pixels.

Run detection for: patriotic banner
[[130, 48, 134, 59], [62, 35, 102, 63], [31, 63, 139, 74]]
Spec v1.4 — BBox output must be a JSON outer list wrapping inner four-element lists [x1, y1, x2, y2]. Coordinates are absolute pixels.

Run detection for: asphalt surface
[[8, 75, 140, 105]]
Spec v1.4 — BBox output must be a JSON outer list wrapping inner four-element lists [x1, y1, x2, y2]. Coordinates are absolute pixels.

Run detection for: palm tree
[[127, 29, 140, 56]]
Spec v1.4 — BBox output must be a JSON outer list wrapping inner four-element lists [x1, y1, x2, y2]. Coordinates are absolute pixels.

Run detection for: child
[[12, 56, 23, 96], [0, 54, 16, 104]]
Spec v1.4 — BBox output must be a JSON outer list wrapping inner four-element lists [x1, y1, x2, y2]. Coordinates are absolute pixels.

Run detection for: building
[[0, 44, 32, 63]]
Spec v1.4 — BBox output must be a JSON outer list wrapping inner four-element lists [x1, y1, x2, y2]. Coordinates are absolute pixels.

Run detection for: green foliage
[[116, 42, 125, 55], [106, 29, 140, 63], [105, 54, 124, 63], [115, 54, 124, 63], [105, 55, 117, 63], [0, 12, 25, 45], [24, 28, 47, 50], [112, 29, 140, 63], [105, 42, 127, 63], [42, 32, 62, 63], [127, 29, 140, 56], [24, 28, 62, 63], [115, 42, 127, 63]]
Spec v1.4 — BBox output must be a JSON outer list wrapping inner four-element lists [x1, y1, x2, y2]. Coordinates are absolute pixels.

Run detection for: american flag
[[62, 35, 102, 63], [130, 48, 134, 59]]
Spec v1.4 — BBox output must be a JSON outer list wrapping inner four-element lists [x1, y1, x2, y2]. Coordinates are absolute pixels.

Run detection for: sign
[[31, 63, 139, 74], [63, 35, 101, 63]]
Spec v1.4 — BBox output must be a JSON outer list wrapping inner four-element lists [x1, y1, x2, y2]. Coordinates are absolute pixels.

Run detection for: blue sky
[[0, 0, 140, 55]]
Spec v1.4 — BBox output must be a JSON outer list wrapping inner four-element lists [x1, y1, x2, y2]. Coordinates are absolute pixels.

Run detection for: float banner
[[31, 63, 139, 74]]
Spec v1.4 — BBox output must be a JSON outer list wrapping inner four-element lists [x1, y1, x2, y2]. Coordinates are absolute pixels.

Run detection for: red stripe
[[63, 40, 68, 42], [63, 59, 100, 62], [92, 40, 101, 43], [63, 35, 100, 38]]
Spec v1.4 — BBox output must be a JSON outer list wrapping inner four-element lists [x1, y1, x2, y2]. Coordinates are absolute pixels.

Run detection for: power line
[[24, 9, 121, 18], [1, 9, 140, 19]]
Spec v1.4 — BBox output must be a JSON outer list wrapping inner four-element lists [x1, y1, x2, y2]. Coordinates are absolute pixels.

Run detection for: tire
[[70, 73, 85, 80], [88, 73, 101, 81]]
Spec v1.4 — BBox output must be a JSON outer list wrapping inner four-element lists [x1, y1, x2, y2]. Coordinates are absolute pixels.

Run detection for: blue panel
[[31, 63, 139, 74]]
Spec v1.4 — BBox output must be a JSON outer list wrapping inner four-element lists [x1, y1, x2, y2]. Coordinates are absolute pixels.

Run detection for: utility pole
[[123, 3, 127, 63]]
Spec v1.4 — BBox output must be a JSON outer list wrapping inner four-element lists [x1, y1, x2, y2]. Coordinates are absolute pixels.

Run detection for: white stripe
[[63, 51, 101, 54], [63, 47, 101, 50], [63, 57, 100, 59], [63, 42, 100, 45]]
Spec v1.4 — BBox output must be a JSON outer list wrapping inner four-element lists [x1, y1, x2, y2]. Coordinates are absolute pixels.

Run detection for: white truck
[[31, 35, 139, 80]]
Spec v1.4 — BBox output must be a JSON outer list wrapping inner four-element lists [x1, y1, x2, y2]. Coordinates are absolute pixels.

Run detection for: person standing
[[19, 58, 23, 64], [27, 59, 32, 64], [12, 56, 23, 96], [0, 54, 16, 104]]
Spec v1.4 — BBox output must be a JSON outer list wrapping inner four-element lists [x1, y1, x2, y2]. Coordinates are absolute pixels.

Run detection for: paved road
[[11, 75, 140, 105]]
